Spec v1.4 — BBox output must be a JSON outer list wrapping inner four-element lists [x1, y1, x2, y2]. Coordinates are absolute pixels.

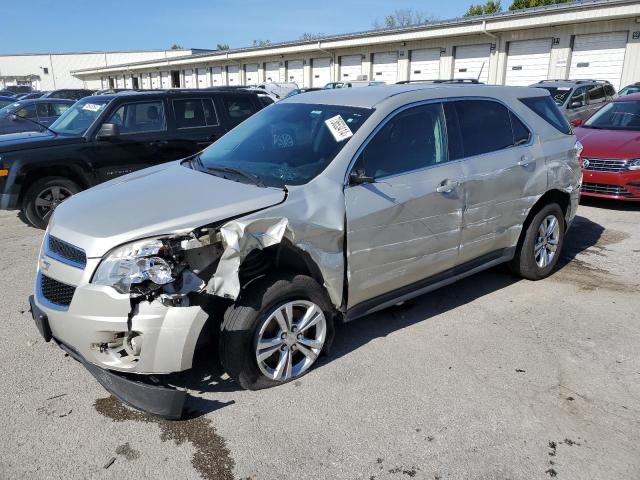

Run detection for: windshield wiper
[[195, 158, 265, 187], [10, 114, 57, 135]]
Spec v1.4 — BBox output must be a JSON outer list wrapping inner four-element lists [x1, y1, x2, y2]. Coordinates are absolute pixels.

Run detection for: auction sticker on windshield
[[325, 115, 353, 142], [82, 103, 103, 112]]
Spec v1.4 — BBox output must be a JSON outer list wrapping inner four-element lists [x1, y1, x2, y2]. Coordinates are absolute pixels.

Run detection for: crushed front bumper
[[29, 295, 188, 419]]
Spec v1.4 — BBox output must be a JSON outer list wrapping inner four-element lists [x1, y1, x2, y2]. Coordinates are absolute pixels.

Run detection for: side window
[[604, 84, 615, 98], [223, 96, 255, 123], [569, 87, 587, 109], [173, 99, 206, 128], [519, 96, 572, 135], [36, 103, 50, 118], [453, 100, 513, 157], [16, 104, 37, 119], [510, 112, 531, 146], [51, 103, 71, 116], [106, 101, 166, 134], [202, 99, 219, 126], [360, 103, 448, 178], [587, 85, 606, 105]]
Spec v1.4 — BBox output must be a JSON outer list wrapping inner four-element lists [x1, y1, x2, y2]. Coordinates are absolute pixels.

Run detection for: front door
[[91, 99, 172, 182], [345, 102, 464, 308]]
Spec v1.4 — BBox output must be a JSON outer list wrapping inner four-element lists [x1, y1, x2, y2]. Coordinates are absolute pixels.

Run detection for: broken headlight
[[92, 238, 176, 294]]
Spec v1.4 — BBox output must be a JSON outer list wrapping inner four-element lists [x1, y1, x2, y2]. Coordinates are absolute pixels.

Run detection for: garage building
[[71, 0, 640, 91]]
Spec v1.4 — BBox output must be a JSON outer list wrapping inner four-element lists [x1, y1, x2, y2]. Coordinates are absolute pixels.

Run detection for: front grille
[[581, 182, 631, 196], [582, 158, 627, 173], [40, 274, 76, 307], [47, 235, 86, 268]]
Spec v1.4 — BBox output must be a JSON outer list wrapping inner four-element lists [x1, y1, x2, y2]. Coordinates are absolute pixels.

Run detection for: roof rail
[[574, 79, 611, 84], [536, 79, 568, 83], [396, 78, 483, 85]]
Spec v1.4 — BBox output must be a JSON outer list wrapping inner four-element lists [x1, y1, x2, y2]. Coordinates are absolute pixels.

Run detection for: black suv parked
[[0, 89, 266, 228]]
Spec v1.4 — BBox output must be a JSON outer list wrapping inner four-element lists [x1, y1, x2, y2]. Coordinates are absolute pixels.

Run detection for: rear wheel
[[509, 203, 565, 280], [219, 273, 334, 390], [23, 177, 80, 229]]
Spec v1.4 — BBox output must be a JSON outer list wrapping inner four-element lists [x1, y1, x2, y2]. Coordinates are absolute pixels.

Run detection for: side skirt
[[345, 247, 515, 322]]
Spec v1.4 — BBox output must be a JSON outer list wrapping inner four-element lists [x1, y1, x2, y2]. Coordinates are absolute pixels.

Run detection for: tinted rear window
[[452, 100, 514, 157], [520, 96, 571, 135]]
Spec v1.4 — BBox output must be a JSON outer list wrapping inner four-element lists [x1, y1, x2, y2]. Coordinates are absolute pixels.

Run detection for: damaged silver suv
[[30, 85, 582, 418]]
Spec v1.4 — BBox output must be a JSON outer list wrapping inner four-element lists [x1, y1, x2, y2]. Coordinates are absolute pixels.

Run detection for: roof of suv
[[84, 89, 261, 102], [281, 84, 549, 109], [531, 79, 611, 88]]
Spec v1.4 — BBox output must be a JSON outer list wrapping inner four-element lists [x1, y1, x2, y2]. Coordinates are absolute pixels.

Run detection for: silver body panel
[[33, 84, 581, 374]]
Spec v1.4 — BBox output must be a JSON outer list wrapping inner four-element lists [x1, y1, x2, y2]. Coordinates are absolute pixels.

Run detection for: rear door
[[566, 86, 590, 122], [90, 99, 173, 182], [446, 99, 544, 263], [345, 102, 464, 307]]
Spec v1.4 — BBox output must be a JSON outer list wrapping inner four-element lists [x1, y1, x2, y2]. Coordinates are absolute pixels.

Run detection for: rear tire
[[219, 272, 335, 390], [22, 177, 80, 229], [509, 203, 565, 280]]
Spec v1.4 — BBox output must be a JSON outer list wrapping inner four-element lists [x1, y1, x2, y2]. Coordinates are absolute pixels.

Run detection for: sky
[[1, 0, 475, 54]]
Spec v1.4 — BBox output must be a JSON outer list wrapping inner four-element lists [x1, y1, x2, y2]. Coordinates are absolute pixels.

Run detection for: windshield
[[538, 86, 573, 106], [583, 100, 640, 130], [0, 102, 22, 116], [619, 85, 640, 97], [49, 97, 110, 135], [196, 102, 372, 187]]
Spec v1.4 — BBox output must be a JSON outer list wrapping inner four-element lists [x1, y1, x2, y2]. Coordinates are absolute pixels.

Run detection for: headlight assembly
[[628, 159, 640, 171], [92, 238, 176, 294]]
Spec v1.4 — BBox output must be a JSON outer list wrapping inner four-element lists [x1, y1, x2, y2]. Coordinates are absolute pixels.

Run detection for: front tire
[[219, 273, 334, 390], [22, 177, 80, 229], [509, 203, 565, 280]]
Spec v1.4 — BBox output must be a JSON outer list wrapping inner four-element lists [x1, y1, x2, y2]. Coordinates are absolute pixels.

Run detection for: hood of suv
[[575, 127, 640, 159], [50, 161, 287, 258], [0, 131, 84, 152]]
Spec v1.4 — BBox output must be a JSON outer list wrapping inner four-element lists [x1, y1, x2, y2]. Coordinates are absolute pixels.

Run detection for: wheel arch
[[19, 163, 93, 207], [516, 189, 570, 249]]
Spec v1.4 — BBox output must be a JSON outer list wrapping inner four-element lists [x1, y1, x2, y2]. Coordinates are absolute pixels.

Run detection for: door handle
[[518, 155, 534, 167], [436, 179, 460, 193]]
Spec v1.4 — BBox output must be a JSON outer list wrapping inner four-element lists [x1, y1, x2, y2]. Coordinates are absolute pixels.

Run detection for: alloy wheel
[[34, 186, 73, 223], [534, 214, 560, 268], [255, 300, 327, 381]]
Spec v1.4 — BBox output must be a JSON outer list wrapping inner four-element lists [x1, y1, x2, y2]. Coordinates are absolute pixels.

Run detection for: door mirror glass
[[349, 167, 375, 185], [97, 123, 120, 139]]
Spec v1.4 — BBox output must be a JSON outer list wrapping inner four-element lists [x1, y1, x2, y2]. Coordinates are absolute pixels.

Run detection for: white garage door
[[227, 65, 240, 85], [183, 69, 194, 88], [340, 55, 362, 81], [264, 61, 280, 82], [244, 64, 259, 85], [409, 48, 441, 81], [312, 57, 331, 88], [373, 52, 398, 84], [287, 60, 303, 86], [196, 68, 210, 88], [454, 44, 491, 83], [505, 38, 552, 86], [569, 32, 628, 89], [211, 66, 224, 86], [160, 72, 170, 89], [141, 73, 150, 89], [150, 72, 160, 89], [124, 75, 133, 89], [116, 75, 125, 88]]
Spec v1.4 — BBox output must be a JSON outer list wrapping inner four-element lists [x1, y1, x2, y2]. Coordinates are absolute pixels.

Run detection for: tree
[[170, 44, 184, 50], [300, 32, 325, 41], [372, 9, 434, 29], [509, 0, 571, 10], [463, 0, 502, 16], [252, 39, 271, 47], [216, 43, 230, 50]]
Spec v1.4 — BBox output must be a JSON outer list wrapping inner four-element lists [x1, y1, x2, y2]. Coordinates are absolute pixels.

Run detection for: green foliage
[[509, 0, 572, 10], [216, 43, 230, 50], [464, 0, 502, 16], [252, 39, 272, 47], [170, 44, 183, 50], [373, 9, 435, 29]]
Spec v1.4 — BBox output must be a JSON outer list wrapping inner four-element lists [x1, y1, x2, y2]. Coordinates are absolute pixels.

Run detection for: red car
[[574, 93, 640, 201]]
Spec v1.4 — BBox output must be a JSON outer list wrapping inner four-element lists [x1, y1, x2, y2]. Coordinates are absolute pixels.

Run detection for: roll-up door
[[211, 66, 224, 86], [340, 55, 362, 81], [372, 52, 398, 84], [116, 75, 125, 88], [287, 60, 303, 85], [454, 44, 491, 83], [196, 68, 210, 88], [141, 73, 150, 89], [312, 58, 331, 87], [265, 61, 280, 82], [183, 69, 194, 88], [505, 38, 552, 86], [569, 32, 627, 89], [244, 64, 259, 85], [227, 65, 240, 85], [150, 72, 160, 89], [409, 49, 441, 81], [160, 72, 170, 89]]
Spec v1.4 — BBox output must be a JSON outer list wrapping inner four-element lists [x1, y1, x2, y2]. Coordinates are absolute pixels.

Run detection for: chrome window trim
[[344, 95, 535, 186]]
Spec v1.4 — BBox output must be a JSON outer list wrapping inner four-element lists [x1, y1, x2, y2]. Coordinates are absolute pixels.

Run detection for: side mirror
[[569, 100, 583, 109], [349, 168, 375, 185], [570, 118, 584, 127], [96, 123, 120, 139]]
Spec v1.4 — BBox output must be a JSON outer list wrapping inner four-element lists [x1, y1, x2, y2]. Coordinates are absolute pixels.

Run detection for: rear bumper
[[29, 295, 187, 419]]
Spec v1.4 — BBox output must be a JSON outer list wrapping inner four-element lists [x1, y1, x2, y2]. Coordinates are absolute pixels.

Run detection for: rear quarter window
[[520, 96, 572, 135]]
